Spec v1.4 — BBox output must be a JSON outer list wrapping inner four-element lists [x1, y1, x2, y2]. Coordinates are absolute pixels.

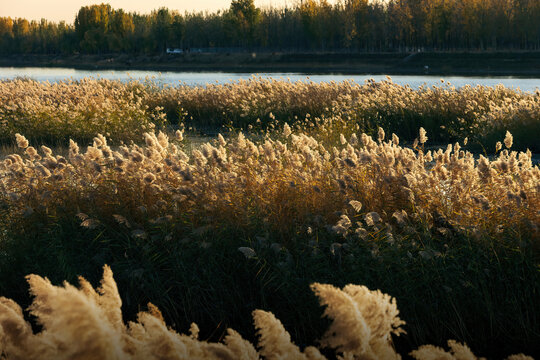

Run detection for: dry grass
[[1, 77, 538, 151], [0, 78, 164, 144], [0, 79, 538, 358], [0, 265, 533, 359], [1, 122, 537, 247]]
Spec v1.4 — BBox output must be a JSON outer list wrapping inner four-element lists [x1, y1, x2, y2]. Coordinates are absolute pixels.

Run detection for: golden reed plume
[[0, 266, 533, 360]]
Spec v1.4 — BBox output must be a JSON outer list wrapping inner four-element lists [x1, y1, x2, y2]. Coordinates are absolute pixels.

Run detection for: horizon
[[1, 0, 304, 23]]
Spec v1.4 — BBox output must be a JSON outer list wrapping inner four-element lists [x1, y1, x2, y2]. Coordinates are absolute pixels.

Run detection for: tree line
[[1, 0, 539, 55]]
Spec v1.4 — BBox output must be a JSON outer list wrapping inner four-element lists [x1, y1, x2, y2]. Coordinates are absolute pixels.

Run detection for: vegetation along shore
[[0, 76, 538, 358], [1, 77, 538, 152], [1, 0, 540, 76], [1, 0, 540, 357], [2, 51, 540, 76]]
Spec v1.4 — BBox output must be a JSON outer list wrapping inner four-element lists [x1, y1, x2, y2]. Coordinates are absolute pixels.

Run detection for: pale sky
[[0, 0, 299, 23]]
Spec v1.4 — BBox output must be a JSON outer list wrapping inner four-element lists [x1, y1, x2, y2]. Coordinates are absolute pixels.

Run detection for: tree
[[75, 4, 112, 52], [0, 17, 13, 39], [170, 13, 185, 48], [152, 8, 172, 52], [2, 0, 539, 55], [108, 9, 134, 51], [229, 0, 261, 47]]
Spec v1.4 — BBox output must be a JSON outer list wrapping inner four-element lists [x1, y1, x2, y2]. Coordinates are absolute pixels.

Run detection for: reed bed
[[0, 78, 165, 145], [151, 77, 540, 149], [2, 125, 538, 249], [0, 265, 533, 359], [1, 77, 538, 151], [0, 119, 538, 357]]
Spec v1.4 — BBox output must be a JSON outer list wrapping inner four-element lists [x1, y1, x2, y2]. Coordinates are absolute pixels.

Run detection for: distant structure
[[166, 48, 183, 54]]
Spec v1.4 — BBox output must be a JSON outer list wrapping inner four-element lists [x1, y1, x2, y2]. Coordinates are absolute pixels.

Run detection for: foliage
[[228, 0, 261, 47], [1, 0, 540, 54]]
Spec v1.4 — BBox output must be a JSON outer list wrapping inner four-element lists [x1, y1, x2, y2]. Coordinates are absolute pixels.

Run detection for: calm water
[[1, 67, 539, 92]]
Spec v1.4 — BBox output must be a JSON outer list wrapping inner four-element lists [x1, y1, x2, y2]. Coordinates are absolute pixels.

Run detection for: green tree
[[170, 13, 185, 48], [75, 4, 112, 52], [152, 8, 172, 52], [229, 0, 261, 47], [0, 17, 14, 53], [108, 9, 134, 52]]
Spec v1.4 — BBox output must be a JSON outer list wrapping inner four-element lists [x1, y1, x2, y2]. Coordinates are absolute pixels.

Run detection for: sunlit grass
[[0, 77, 538, 358], [1, 77, 538, 151]]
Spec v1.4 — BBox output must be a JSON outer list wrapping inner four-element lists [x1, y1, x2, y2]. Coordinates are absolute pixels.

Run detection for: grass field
[[0, 78, 538, 359], [1, 77, 538, 153]]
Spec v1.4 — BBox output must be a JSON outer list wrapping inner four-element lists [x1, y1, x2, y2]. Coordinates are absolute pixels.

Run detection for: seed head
[[419, 128, 428, 144], [504, 131, 513, 149], [378, 127, 385, 142], [15, 133, 29, 149], [392, 133, 399, 145], [283, 123, 292, 138], [175, 129, 184, 142]]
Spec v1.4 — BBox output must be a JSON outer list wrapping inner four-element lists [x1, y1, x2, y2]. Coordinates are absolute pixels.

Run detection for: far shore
[[1, 51, 540, 76]]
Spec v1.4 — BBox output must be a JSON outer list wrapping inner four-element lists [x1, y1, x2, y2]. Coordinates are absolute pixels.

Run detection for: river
[[1, 67, 539, 92]]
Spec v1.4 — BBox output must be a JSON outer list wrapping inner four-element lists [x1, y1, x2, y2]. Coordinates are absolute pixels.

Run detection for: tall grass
[[1, 77, 538, 151], [0, 120, 538, 357], [0, 265, 533, 359], [0, 78, 165, 145]]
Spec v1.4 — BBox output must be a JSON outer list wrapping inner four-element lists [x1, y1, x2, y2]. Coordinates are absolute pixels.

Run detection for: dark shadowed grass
[[0, 212, 537, 358]]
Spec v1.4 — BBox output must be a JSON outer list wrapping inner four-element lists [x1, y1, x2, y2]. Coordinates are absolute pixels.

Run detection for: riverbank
[[1, 77, 538, 151], [2, 51, 540, 76]]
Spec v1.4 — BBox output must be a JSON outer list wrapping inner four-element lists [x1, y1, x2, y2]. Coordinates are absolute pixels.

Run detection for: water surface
[[1, 67, 539, 92]]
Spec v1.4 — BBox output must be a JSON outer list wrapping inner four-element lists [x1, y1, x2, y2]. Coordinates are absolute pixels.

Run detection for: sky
[[0, 0, 299, 23]]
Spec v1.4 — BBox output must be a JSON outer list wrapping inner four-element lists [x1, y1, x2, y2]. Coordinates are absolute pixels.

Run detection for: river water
[[1, 67, 539, 92]]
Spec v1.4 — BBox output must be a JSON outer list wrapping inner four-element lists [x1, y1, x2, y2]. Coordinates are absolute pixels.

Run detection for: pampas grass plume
[[0, 266, 533, 360]]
